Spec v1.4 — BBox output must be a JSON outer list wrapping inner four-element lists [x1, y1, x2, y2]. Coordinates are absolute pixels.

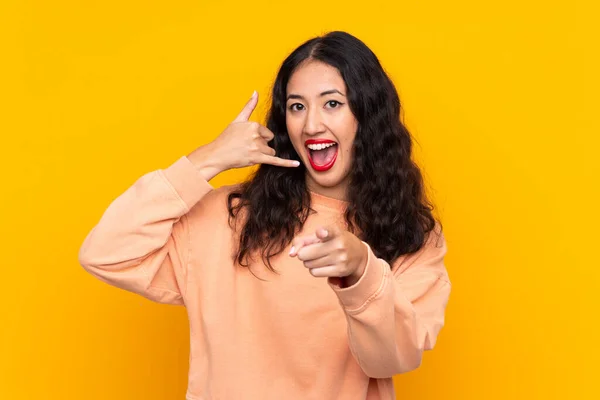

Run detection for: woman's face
[[285, 60, 358, 200]]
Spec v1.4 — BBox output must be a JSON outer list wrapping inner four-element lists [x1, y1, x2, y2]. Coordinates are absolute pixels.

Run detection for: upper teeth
[[307, 143, 336, 150]]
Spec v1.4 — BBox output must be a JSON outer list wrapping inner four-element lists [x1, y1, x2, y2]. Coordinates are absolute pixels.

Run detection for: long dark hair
[[227, 31, 441, 271]]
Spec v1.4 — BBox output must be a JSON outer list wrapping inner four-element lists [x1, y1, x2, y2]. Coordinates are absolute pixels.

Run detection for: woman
[[79, 31, 451, 400]]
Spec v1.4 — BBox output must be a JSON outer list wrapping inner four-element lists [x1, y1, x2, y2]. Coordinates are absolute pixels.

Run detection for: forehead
[[286, 60, 346, 95]]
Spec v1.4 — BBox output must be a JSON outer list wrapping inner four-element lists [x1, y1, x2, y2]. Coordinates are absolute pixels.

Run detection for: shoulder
[[189, 183, 242, 214], [392, 221, 449, 280]]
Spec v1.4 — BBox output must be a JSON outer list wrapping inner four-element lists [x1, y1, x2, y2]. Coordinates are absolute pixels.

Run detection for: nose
[[302, 106, 326, 136]]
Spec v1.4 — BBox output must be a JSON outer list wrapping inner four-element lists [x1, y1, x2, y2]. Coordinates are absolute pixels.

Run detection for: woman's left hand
[[289, 226, 368, 287]]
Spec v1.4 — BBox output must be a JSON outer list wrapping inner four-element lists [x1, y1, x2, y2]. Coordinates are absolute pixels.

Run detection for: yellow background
[[1, 0, 598, 398]]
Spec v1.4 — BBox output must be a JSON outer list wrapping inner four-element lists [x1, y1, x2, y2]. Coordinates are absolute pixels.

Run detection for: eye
[[325, 100, 343, 109], [289, 103, 305, 111]]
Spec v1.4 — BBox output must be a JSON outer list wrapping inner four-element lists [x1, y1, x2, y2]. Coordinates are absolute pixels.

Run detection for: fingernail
[[322, 229, 328, 237], [251, 90, 257, 98], [289, 246, 295, 256], [293, 161, 300, 167]]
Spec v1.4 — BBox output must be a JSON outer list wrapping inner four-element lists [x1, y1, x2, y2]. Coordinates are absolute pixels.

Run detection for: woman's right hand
[[187, 91, 300, 181]]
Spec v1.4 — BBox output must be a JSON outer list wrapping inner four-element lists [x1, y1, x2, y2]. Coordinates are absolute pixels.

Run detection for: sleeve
[[78, 156, 213, 305], [328, 227, 451, 378]]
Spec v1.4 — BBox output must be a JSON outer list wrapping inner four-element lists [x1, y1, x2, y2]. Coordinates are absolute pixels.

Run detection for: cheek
[[337, 117, 358, 151], [286, 117, 303, 143]]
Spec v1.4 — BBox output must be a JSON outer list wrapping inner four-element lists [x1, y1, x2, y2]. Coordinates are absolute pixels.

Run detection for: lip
[[304, 139, 338, 172], [305, 139, 337, 145]]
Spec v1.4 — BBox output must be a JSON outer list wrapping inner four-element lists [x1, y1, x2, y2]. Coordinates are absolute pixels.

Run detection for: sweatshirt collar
[[309, 191, 349, 211]]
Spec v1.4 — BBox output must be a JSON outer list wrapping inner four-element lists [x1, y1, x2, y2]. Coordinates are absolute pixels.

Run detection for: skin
[[187, 62, 368, 286], [285, 60, 367, 287], [289, 225, 367, 288], [285, 60, 358, 201]]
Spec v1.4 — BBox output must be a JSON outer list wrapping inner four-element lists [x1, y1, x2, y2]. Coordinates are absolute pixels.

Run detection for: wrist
[[342, 252, 368, 287], [187, 143, 227, 181]]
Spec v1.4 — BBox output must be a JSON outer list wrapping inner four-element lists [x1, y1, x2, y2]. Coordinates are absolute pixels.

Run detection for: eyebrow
[[286, 89, 345, 100]]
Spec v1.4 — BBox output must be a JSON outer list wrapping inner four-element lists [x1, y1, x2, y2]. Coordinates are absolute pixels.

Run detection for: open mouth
[[305, 139, 338, 172]]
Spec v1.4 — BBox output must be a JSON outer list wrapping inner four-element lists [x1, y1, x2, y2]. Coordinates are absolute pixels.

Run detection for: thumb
[[233, 91, 258, 123], [315, 226, 335, 242]]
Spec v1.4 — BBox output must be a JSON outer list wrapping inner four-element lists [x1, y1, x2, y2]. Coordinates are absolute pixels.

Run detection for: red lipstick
[[304, 139, 338, 172]]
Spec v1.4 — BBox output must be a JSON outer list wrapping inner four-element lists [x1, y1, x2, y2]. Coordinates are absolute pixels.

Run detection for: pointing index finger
[[289, 233, 321, 257]]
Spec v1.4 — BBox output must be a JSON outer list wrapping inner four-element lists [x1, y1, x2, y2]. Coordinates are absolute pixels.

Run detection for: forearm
[[330, 243, 451, 378]]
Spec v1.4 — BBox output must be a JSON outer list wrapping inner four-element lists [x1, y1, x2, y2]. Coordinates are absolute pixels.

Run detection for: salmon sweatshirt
[[78, 155, 451, 400]]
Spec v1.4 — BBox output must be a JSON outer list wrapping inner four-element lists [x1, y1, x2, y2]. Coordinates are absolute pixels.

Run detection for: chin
[[307, 168, 348, 189], [312, 177, 341, 188]]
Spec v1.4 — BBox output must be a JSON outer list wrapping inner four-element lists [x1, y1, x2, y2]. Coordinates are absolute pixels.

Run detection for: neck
[[305, 175, 349, 201]]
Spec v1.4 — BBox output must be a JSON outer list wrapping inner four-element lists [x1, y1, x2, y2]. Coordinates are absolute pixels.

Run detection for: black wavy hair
[[227, 31, 442, 272]]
